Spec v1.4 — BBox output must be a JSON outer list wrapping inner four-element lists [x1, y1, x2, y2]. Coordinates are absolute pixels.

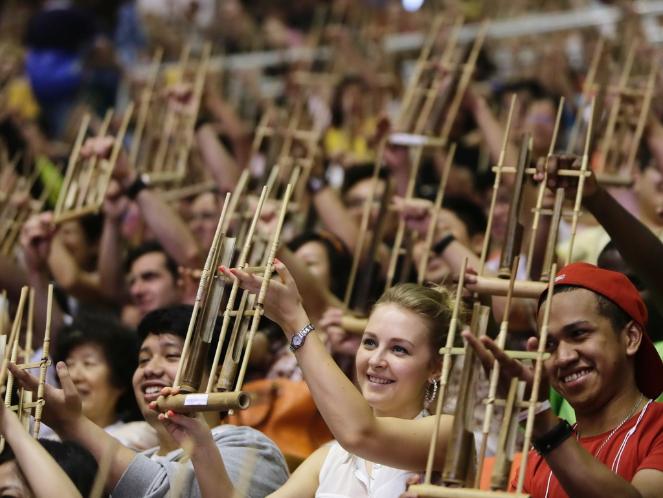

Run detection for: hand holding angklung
[[219, 259, 305, 336], [9, 361, 83, 430], [462, 331, 549, 401]]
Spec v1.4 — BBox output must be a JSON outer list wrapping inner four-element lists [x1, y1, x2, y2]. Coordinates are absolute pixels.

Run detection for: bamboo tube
[[33, 284, 53, 438], [156, 391, 250, 413], [173, 193, 231, 390], [478, 95, 517, 275], [408, 483, 529, 498], [624, 59, 658, 178], [385, 144, 424, 290], [442, 303, 489, 486], [129, 48, 163, 169], [0, 287, 27, 392], [565, 97, 596, 264], [216, 291, 251, 391], [423, 258, 468, 485], [475, 257, 519, 487], [76, 110, 114, 210], [497, 136, 530, 278], [418, 144, 455, 284], [598, 43, 636, 175], [490, 377, 520, 490], [54, 114, 91, 217], [525, 96, 565, 279], [539, 189, 565, 282], [515, 263, 557, 493], [206, 186, 270, 394], [235, 178, 298, 391], [343, 139, 386, 307]]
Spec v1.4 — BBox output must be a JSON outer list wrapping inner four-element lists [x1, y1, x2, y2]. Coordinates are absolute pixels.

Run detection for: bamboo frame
[[53, 104, 135, 224], [594, 42, 657, 186], [0, 284, 52, 445], [158, 169, 300, 413]]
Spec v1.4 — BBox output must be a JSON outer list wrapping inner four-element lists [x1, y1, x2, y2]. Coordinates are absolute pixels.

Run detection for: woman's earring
[[424, 379, 439, 408]]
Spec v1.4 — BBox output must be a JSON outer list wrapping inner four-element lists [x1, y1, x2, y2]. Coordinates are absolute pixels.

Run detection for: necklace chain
[[576, 394, 644, 458]]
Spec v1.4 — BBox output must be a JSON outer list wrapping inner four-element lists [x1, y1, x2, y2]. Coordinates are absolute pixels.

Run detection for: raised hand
[[9, 361, 84, 433], [20, 211, 55, 273], [533, 154, 599, 200], [219, 259, 308, 337], [462, 331, 549, 401]]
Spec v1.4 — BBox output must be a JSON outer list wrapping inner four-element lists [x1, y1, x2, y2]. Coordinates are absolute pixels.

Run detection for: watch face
[[292, 335, 303, 347]]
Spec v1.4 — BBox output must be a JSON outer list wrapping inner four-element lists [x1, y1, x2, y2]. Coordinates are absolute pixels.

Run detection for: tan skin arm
[[267, 445, 330, 498], [0, 404, 82, 498], [9, 361, 136, 492], [310, 185, 360, 254], [465, 332, 663, 498], [97, 180, 129, 303], [221, 262, 453, 471], [196, 123, 242, 193], [81, 137, 202, 268], [275, 245, 342, 325], [150, 387, 237, 498]]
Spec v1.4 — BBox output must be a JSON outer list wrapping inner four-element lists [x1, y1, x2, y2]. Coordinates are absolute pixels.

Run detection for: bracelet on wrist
[[306, 175, 328, 195], [125, 174, 150, 200], [531, 418, 574, 456], [432, 234, 455, 255]]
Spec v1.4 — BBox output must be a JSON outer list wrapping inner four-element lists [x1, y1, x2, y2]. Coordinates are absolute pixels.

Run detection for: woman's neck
[[373, 404, 424, 420], [89, 412, 119, 431]]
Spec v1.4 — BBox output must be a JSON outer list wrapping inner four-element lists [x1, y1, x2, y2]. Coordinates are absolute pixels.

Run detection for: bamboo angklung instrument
[[53, 104, 135, 224], [172, 192, 234, 394], [417, 143, 455, 285], [497, 135, 531, 279]]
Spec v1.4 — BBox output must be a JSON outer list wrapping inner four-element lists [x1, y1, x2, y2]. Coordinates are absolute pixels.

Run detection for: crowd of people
[[0, 1, 663, 497]]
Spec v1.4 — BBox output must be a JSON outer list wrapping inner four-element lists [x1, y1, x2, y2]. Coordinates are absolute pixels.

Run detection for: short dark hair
[[137, 305, 227, 368], [550, 285, 631, 333], [77, 213, 104, 244], [52, 312, 141, 422], [125, 241, 178, 279], [0, 440, 97, 496]]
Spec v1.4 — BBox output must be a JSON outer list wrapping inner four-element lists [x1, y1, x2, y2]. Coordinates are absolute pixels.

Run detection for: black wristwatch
[[289, 323, 315, 352], [532, 419, 574, 456], [125, 174, 151, 200], [432, 234, 455, 255]]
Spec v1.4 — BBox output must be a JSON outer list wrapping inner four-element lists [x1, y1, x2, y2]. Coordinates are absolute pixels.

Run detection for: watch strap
[[289, 323, 315, 352], [532, 419, 574, 456]]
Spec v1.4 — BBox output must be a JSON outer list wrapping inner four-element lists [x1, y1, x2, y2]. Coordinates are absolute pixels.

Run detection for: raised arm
[[9, 362, 136, 492], [0, 404, 82, 498], [221, 262, 453, 471]]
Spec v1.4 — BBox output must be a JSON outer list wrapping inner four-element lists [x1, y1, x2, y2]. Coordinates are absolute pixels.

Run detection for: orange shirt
[[511, 401, 663, 497]]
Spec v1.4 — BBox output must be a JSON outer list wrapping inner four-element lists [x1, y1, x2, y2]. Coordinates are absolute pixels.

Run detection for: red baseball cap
[[539, 262, 663, 400]]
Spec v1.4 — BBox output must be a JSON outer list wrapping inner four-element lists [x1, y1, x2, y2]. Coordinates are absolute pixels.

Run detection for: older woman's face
[[66, 343, 124, 428]]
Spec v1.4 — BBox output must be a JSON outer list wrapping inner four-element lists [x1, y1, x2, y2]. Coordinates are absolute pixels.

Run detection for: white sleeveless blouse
[[315, 441, 417, 498]]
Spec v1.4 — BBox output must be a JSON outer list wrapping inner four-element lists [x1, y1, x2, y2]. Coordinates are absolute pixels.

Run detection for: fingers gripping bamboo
[[235, 178, 298, 391], [32, 284, 53, 438]]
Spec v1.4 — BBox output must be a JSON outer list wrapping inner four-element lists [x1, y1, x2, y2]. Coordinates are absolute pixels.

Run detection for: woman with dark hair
[[51, 313, 157, 450], [323, 75, 376, 167]]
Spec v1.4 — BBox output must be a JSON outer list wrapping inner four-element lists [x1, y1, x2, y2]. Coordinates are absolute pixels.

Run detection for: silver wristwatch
[[289, 323, 315, 352]]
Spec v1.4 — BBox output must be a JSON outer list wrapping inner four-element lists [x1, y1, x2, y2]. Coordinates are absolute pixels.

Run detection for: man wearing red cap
[[466, 262, 663, 498]]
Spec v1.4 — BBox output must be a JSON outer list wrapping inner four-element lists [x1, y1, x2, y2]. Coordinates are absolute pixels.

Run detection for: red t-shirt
[[511, 401, 663, 497]]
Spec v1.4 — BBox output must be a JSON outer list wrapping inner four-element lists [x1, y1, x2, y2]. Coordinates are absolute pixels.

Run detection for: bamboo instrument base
[[408, 485, 529, 498], [156, 391, 250, 413]]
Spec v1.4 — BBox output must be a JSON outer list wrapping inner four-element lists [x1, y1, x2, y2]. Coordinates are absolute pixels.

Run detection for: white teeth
[[144, 386, 161, 394], [368, 375, 393, 385], [563, 369, 591, 383]]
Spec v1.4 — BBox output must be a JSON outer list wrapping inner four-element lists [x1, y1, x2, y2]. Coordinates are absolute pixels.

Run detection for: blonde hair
[[374, 283, 458, 355]]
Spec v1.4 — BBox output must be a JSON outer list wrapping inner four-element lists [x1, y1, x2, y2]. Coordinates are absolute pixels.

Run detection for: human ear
[[623, 321, 643, 358]]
